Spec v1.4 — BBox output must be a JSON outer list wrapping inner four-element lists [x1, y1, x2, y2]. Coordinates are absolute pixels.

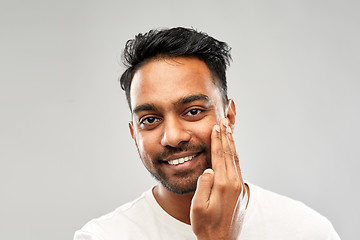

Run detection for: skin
[[129, 56, 248, 240]]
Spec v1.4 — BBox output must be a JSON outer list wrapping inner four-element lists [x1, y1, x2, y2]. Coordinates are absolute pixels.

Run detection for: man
[[74, 27, 340, 239]]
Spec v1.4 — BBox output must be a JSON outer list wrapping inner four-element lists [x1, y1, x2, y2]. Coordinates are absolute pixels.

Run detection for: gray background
[[1, 0, 359, 239]]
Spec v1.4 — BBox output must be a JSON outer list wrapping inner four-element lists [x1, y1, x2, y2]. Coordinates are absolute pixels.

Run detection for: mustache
[[154, 143, 207, 162]]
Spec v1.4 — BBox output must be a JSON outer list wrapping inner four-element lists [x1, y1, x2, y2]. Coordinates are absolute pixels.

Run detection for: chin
[[155, 173, 200, 195], [162, 183, 197, 195]]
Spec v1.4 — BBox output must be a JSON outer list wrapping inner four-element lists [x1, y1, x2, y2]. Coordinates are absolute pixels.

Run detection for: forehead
[[130, 57, 223, 111]]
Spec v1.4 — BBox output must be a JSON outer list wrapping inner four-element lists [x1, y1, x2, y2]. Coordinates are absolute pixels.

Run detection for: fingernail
[[203, 168, 214, 174], [226, 126, 232, 134], [222, 118, 229, 127], [214, 125, 220, 132]]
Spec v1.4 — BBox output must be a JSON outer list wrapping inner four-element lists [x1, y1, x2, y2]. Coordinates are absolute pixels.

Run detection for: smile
[[167, 154, 196, 165]]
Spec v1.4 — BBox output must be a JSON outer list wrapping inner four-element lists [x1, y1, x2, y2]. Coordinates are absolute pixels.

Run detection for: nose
[[160, 116, 191, 147]]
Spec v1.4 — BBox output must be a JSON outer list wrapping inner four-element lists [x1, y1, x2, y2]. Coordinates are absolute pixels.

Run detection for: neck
[[152, 183, 194, 224]]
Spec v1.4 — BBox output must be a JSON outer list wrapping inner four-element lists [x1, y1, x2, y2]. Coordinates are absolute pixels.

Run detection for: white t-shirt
[[74, 183, 340, 240]]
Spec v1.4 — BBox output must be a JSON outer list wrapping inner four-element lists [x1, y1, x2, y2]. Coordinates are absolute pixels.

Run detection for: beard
[[138, 142, 211, 194]]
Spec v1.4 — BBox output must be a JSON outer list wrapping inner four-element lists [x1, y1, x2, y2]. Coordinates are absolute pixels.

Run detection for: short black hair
[[119, 27, 232, 109]]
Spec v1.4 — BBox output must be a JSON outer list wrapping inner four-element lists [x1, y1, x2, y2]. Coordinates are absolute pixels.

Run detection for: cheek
[[135, 131, 159, 160], [189, 120, 216, 144]]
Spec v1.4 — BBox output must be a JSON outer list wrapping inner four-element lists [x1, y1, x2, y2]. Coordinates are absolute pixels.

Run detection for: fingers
[[224, 121, 242, 179], [191, 169, 214, 211], [220, 118, 233, 170], [211, 118, 244, 198], [211, 124, 226, 176], [211, 119, 238, 174], [222, 121, 248, 207], [219, 118, 241, 180]]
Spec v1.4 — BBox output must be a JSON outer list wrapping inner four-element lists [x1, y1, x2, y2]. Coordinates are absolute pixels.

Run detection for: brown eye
[[186, 109, 202, 116], [138, 114, 162, 130], [143, 117, 156, 124], [139, 116, 161, 129]]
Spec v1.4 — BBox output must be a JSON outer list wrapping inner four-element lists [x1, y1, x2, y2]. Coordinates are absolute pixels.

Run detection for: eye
[[183, 108, 207, 121], [142, 117, 157, 124], [186, 109, 202, 116], [139, 116, 161, 129]]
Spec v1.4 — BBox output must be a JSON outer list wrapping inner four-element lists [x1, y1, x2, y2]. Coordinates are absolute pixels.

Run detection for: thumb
[[192, 169, 214, 210]]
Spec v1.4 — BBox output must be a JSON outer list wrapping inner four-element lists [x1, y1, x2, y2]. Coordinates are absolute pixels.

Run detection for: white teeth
[[168, 155, 196, 165]]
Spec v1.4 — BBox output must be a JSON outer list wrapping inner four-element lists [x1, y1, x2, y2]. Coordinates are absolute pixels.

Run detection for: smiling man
[[74, 27, 340, 239]]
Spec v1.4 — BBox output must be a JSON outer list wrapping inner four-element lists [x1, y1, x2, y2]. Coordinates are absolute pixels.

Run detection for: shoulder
[[243, 183, 340, 239], [74, 189, 154, 240], [74, 187, 195, 240]]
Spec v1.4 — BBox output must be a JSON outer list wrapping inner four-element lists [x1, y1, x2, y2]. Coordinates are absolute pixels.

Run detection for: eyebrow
[[133, 104, 158, 115], [132, 94, 211, 115], [174, 94, 211, 107]]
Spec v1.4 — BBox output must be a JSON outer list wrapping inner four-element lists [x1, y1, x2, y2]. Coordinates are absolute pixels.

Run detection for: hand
[[190, 118, 248, 240]]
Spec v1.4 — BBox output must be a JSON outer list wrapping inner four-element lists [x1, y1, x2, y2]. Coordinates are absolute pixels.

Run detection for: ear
[[129, 121, 136, 143], [226, 99, 236, 127]]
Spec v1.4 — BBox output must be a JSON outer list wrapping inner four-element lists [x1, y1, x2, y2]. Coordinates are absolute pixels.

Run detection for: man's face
[[129, 56, 227, 194]]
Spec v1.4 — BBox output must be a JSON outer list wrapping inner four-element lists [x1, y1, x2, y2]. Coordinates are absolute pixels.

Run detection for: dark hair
[[119, 27, 232, 109]]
